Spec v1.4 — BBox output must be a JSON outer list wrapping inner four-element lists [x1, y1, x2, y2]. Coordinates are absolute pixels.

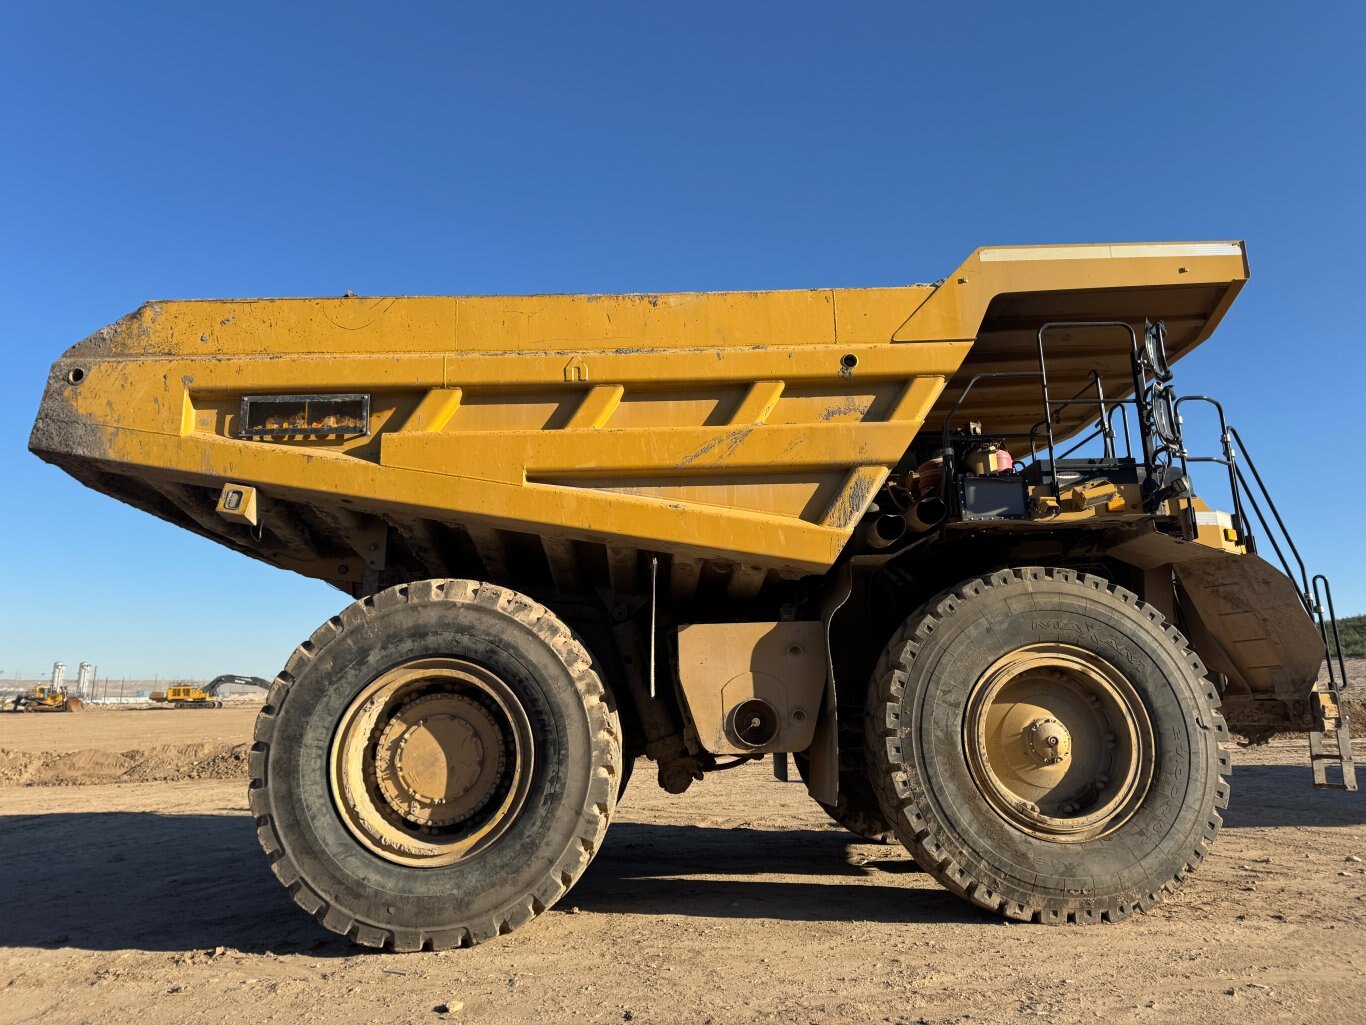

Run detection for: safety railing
[[1175, 398, 1350, 696]]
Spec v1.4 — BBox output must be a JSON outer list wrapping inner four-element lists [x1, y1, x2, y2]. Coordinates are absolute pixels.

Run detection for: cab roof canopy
[[913, 242, 1248, 446]]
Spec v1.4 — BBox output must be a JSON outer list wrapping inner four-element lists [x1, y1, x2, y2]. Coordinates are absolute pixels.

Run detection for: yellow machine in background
[[150, 684, 222, 709], [30, 241, 1355, 949], [10, 685, 84, 713], [149, 674, 269, 709]]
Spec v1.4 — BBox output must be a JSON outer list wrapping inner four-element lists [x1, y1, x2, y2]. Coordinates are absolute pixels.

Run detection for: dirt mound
[[0, 741, 250, 786]]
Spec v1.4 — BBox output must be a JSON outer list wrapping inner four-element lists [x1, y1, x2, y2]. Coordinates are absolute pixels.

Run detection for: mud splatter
[[678, 426, 755, 467]]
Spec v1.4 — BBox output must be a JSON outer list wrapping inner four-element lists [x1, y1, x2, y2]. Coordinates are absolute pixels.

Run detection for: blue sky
[[2, 2, 1363, 680]]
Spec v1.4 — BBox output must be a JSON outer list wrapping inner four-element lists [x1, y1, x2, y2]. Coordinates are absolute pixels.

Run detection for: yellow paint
[[31, 243, 1251, 586]]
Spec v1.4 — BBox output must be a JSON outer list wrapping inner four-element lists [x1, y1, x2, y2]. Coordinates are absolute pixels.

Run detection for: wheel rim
[[962, 643, 1154, 843], [330, 657, 534, 867]]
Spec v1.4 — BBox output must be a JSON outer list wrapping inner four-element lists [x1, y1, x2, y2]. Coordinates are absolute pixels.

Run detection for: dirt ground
[[2, 708, 1364, 1025], [0, 704, 261, 754], [0, 705, 258, 787]]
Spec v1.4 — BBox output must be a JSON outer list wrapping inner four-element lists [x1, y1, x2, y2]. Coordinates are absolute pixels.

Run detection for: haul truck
[[30, 242, 1355, 950]]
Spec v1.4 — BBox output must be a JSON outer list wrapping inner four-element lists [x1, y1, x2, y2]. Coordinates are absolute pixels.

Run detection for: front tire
[[250, 579, 621, 950], [866, 567, 1230, 924]]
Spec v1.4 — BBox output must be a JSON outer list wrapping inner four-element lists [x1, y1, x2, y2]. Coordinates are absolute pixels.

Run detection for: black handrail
[[1314, 575, 1350, 694], [944, 322, 1155, 512], [1037, 321, 1151, 473], [1108, 402, 1133, 459], [1228, 426, 1312, 601], [1028, 394, 1141, 463], [1175, 407, 1348, 696], [1231, 461, 1301, 596], [1168, 403, 1352, 750], [1173, 395, 1253, 554], [939, 371, 1043, 503]]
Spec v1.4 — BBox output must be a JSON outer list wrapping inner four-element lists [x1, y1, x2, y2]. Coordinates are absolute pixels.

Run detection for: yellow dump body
[[30, 243, 1247, 595]]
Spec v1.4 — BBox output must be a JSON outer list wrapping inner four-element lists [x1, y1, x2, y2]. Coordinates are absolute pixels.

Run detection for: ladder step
[[1309, 689, 1357, 791]]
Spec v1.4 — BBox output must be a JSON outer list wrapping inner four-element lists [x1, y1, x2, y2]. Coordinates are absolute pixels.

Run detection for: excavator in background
[[150, 674, 270, 709], [10, 685, 84, 713]]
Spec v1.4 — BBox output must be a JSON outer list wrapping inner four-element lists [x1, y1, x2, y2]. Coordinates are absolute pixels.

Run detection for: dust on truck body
[[30, 241, 1355, 949]]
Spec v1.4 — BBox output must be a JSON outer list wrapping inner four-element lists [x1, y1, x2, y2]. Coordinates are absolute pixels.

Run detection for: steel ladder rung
[[1309, 688, 1357, 791]]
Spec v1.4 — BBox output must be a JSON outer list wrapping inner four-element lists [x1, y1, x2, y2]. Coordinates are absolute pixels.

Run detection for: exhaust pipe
[[906, 497, 946, 533], [860, 513, 908, 549]]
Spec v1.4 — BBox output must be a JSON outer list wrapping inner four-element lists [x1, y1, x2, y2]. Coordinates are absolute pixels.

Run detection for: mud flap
[[807, 561, 853, 807], [1170, 554, 1325, 699], [1109, 529, 1322, 700], [1110, 528, 1355, 788]]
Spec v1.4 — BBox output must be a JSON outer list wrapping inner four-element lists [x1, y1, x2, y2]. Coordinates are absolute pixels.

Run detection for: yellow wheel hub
[[963, 643, 1155, 843], [330, 658, 533, 867], [1024, 717, 1071, 766], [374, 694, 506, 828]]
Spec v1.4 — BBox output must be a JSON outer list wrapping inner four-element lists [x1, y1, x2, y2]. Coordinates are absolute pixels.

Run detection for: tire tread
[[864, 566, 1230, 925], [249, 579, 622, 950]]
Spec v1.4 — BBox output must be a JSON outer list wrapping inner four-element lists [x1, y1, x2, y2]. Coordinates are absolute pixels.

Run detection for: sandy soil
[[0, 707, 258, 786], [1, 711, 1363, 1025], [0, 705, 260, 753]]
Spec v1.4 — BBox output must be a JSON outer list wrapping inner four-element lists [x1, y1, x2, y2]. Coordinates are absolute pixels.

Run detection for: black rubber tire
[[792, 749, 896, 844], [865, 567, 1231, 924], [249, 579, 622, 950]]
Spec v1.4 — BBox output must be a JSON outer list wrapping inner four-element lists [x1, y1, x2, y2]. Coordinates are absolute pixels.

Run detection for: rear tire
[[793, 749, 895, 844], [250, 579, 621, 950], [866, 567, 1230, 924]]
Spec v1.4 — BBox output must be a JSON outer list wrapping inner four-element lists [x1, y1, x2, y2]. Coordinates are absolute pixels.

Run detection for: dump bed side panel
[[69, 284, 936, 357], [33, 313, 969, 584], [30, 243, 1250, 592]]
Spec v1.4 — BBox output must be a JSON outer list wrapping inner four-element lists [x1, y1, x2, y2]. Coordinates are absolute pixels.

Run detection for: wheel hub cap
[[374, 694, 506, 828], [329, 658, 533, 867], [1025, 717, 1071, 766], [963, 643, 1155, 843]]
